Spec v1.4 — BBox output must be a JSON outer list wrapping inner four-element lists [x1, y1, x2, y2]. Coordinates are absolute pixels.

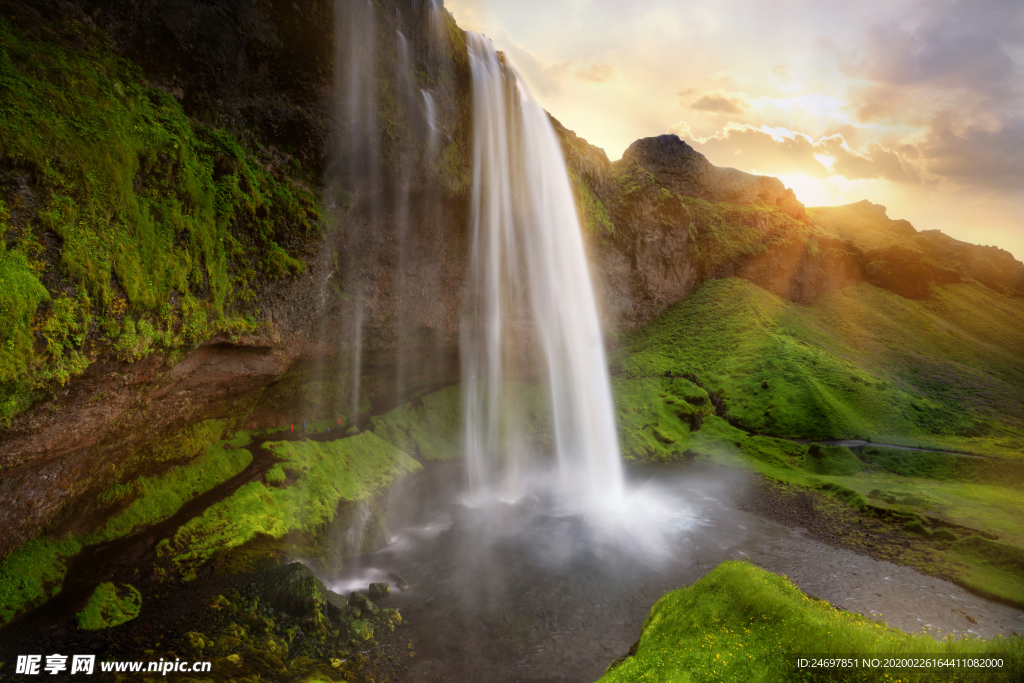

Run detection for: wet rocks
[[257, 563, 327, 620], [325, 590, 353, 622], [349, 591, 379, 616], [369, 581, 390, 599], [389, 572, 409, 591]]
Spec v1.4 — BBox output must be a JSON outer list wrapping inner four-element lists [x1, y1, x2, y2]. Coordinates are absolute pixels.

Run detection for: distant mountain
[[552, 125, 1024, 328]]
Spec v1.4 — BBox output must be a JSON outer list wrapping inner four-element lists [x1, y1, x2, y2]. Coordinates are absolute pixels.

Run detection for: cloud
[[499, 37, 574, 95], [574, 62, 614, 83], [667, 120, 693, 139], [690, 90, 748, 114], [691, 124, 828, 177], [914, 114, 1024, 190], [685, 124, 923, 184], [842, 0, 1024, 114], [816, 137, 920, 183], [771, 64, 790, 79]]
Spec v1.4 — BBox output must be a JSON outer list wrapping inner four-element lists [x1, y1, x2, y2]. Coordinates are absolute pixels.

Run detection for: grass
[[370, 385, 463, 460], [76, 582, 141, 630], [612, 278, 1024, 458], [0, 14, 320, 425], [161, 432, 421, 579], [612, 377, 714, 462], [597, 561, 1022, 683], [611, 280, 1024, 604], [0, 431, 253, 626]]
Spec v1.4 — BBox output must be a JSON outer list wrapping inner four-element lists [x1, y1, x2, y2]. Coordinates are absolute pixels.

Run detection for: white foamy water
[[461, 33, 625, 514]]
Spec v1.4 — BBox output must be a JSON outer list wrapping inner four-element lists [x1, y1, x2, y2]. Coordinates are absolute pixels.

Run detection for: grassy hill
[[608, 276, 1024, 606], [612, 278, 1024, 458]]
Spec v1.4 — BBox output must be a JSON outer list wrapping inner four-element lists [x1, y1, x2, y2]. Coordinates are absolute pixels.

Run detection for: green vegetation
[[863, 447, 1024, 487], [76, 582, 141, 630], [613, 278, 1024, 457], [0, 15, 319, 425], [371, 385, 463, 460], [610, 277, 1024, 606], [613, 377, 713, 461], [571, 168, 615, 235], [162, 432, 420, 579], [598, 561, 1022, 683], [0, 432, 252, 626]]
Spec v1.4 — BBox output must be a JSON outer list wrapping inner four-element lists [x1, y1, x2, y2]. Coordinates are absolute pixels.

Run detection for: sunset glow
[[448, 0, 1024, 259]]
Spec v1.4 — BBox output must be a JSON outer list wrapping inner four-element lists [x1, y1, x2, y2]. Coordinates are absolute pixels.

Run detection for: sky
[[444, 0, 1024, 260]]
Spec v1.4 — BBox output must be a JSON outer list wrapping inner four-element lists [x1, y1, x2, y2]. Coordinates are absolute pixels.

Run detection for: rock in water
[[325, 590, 353, 622], [350, 592, 380, 616], [389, 572, 409, 591], [369, 582, 390, 599]]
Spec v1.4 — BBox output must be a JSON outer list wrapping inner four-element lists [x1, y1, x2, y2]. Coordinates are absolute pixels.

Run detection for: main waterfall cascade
[[461, 34, 626, 510]]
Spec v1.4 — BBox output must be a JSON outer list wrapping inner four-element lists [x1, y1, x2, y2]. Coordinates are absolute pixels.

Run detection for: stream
[[327, 460, 1024, 683]]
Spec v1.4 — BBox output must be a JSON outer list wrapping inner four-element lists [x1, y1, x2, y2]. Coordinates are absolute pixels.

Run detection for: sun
[[773, 174, 842, 208]]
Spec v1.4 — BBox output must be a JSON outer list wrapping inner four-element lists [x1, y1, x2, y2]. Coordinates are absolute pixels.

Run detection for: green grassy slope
[[613, 278, 1024, 458], [610, 277, 1024, 606], [597, 561, 1022, 683]]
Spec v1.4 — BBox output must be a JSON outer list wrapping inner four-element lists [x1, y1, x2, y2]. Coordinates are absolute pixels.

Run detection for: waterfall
[[462, 33, 625, 510], [333, 0, 382, 424], [421, 89, 439, 161]]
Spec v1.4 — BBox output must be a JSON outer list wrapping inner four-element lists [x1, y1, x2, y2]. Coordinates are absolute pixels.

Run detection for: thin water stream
[[330, 460, 1024, 683]]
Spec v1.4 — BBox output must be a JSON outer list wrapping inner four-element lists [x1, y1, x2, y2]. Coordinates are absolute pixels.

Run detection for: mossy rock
[[325, 590, 350, 621], [257, 563, 327, 619], [350, 619, 374, 641], [76, 582, 141, 630]]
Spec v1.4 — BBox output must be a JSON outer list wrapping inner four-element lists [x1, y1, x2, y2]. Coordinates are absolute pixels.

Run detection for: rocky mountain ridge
[[552, 129, 1024, 327]]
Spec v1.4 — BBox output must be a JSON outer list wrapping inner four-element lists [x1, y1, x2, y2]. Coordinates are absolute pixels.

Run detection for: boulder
[[257, 563, 327, 620]]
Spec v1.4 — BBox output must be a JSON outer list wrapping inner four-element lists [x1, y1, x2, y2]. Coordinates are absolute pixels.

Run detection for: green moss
[[0, 536, 81, 626], [613, 378, 713, 462], [863, 447, 1024, 487], [569, 168, 614, 235], [613, 278, 1024, 458], [99, 433, 252, 540], [128, 418, 229, 470], [598, 561, 1023, 683], [371, 385, 462, 460], [76, 582, 141, 630], [0, 430, 252, 626], [163, 432, 421, 578], [0, 15, 320, 421]]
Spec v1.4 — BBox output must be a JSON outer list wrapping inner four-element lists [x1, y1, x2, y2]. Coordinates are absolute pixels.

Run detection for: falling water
[[392, 29, 415, 400], [421, 89, 439, 161], [462, 34, 625, 510], [333, 0, 382, 423]]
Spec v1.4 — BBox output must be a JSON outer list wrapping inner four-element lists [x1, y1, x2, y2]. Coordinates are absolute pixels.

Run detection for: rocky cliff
[[554, 130, 1024, 329]]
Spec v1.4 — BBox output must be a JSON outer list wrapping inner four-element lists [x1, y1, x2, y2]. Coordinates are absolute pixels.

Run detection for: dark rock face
[[80, 0, 334, 173], [258, 562, 328, 620], [618, 135, 807, 219]]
